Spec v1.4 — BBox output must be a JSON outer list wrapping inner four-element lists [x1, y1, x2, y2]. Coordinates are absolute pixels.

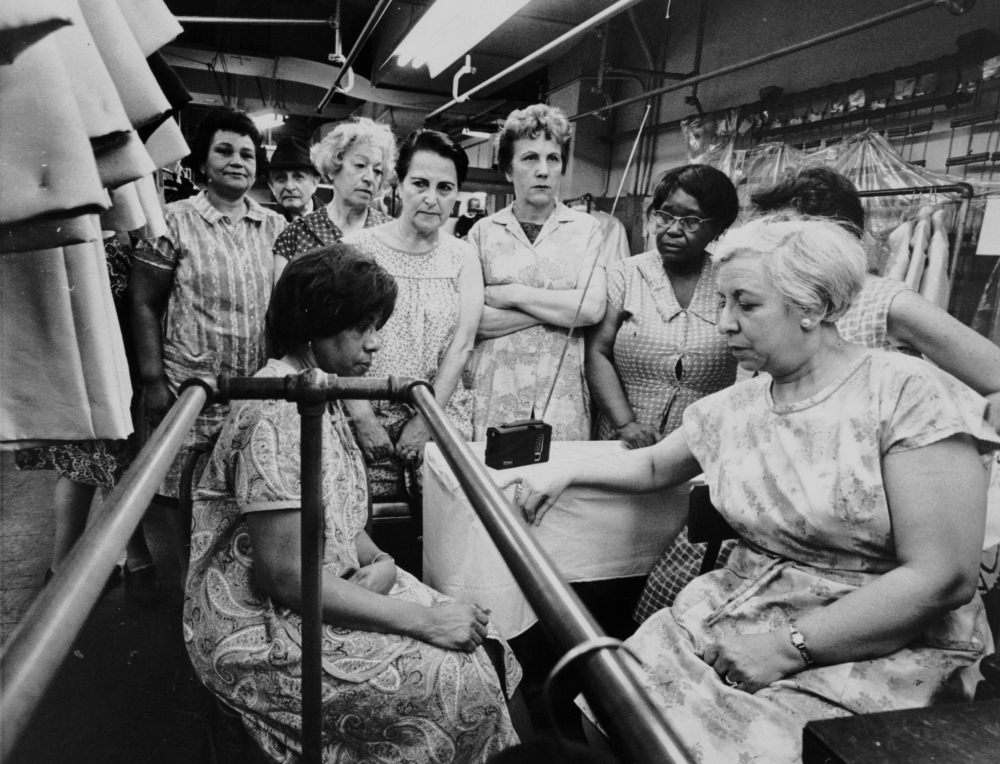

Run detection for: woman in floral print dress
[[184, 246, 523, 764], [504, 216, 997, 764]]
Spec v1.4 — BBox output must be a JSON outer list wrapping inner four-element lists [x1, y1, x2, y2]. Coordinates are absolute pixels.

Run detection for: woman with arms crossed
[[469, 104, 607, 440], [504, 216, 997, 763]]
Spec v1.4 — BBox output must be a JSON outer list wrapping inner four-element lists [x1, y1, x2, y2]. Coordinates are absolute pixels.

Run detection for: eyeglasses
[[651, 209, 714, 233]]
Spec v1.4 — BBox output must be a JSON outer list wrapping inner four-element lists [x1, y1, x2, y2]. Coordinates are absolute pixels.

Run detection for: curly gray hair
[[310, 117, 398, 188], [497, 104, 572, 176], [714, 213, 867, 324]]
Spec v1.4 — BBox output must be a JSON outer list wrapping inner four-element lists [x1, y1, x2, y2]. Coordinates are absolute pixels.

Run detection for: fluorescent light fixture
[[456, 127, 492, 148], [251, 109, 287, 130], [392, 0, 531, 78]]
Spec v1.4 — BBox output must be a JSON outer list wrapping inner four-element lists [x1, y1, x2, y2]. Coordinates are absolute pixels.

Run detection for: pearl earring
[[800, 318, 813, 329]]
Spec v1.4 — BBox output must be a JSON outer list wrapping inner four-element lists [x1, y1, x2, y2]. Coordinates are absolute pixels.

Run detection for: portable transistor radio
[[484, 419, 552, 470]]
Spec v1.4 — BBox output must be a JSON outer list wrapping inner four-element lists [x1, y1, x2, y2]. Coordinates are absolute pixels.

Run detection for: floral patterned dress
[[184, 359, 521, 764], [580, 350, 998, 763], [344, 228, 474, 498], [467, 204, 606, 440], [597, 253, 739, 622]]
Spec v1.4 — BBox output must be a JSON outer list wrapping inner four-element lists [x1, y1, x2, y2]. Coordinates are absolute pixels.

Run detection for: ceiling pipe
[[627, 7, 656, 69], [605, 65, 691, 80], [176, 17, 336, 26], [316, 0, 394, 113], [424, 0, 647, 121], [570, 0, 970, 122]]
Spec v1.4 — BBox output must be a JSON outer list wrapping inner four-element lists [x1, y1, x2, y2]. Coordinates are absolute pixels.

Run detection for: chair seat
[[372, 501, 412, 520]]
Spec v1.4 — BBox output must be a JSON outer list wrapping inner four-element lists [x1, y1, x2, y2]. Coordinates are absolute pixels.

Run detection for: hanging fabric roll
[[0, 34, 107, 245], [111, 0, 182, 57], [0, 0, 72, 64], [77, 0, 172, 131], [0, 233, 133, 446], [101, 182, 147, 233]]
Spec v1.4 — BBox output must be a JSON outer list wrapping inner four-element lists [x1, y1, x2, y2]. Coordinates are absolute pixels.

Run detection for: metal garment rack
[[0, 372, 695, 764], [856, 182, 974, 312]]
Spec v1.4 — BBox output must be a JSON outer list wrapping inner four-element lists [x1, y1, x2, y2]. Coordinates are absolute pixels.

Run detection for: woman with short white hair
[[272, 117, 396, 283], [503, 215, 998, 763]]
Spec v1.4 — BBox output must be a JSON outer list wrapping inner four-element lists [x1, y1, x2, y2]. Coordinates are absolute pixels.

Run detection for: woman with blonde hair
[[272, 117, 395, 283], [504, 215, 997, 763], [469, 104, 608, 440]]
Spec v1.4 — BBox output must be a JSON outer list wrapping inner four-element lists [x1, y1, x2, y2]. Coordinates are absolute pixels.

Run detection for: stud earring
[[800, 318, 813, 329]]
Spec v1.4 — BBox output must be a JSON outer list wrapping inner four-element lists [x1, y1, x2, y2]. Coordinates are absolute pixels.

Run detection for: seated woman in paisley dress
[[183, 245, 526, 764], [503, 216, 998, 763]]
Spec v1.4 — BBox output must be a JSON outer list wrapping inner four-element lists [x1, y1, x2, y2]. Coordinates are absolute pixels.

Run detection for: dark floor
[[0, 453, 642, 763]]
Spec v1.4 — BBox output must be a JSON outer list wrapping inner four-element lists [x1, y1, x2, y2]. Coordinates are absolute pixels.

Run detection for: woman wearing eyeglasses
[[586, 165, 740, 623]]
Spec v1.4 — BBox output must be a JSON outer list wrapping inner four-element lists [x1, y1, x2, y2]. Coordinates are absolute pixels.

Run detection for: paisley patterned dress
[[581, 350, 998, 763], [184, 359, 521, 764], [467, 204, 606, 441]]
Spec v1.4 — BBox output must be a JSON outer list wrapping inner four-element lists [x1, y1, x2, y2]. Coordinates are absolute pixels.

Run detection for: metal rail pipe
[[569, 0, 963, 122], [407, 384, 694, 763], [316, 0, 393, 112], [176, 17, 336, 26], [0, 383, 210, 761], [424, 0, 647, 121]]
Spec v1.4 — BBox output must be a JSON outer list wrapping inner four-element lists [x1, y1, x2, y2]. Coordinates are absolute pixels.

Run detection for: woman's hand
[[702, 631, 805, 694], [143, 378, 176, 429], [348, 559, 397, 595], [498, 466, 574, 526], [417, 603, 491, 653], [484, 284, 523, 310], [396, 415, 431, 467], [355, 419, 394, 462], [618, 422, 663, 450]]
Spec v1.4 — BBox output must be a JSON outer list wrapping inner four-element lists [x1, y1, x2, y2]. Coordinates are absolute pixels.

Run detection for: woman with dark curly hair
[[185, 245, 525, 763], [129, 108, 285, 577]]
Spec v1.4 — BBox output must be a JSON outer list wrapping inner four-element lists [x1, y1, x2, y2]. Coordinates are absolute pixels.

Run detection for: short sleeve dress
[[133, 192, 285, 499], [184, 359, 521, 764], [468, 204, 607, 440], [580, 350, 999, 764], [836, 274, 912, 350], [344, 228, 474, 498]]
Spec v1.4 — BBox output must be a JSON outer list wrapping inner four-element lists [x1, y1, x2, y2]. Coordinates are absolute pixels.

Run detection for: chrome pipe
[[176, 17, 335, 27], [570, 0, 950, 122], [425, 0, 647, 120], [0, 383, 209, 761], [407, 384, 694, 763]]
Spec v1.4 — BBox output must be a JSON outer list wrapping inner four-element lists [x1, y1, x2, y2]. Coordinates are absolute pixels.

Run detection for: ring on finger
[[723, 674, 739, 688], [514, 483, 523, 496]]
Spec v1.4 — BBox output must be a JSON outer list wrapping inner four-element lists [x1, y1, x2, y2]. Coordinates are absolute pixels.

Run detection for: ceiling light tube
[[392, 0, 531, 78]]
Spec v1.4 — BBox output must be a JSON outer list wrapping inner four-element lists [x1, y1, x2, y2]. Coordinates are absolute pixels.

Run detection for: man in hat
[[267, 137, 322, 221]]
